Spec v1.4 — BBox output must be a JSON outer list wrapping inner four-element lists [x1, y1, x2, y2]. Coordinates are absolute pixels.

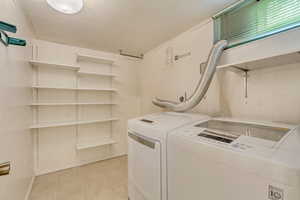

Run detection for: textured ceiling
[[19, 0, 236, 54]]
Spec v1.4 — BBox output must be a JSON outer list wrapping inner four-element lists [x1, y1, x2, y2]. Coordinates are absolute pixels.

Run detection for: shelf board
[[30, 60, 80, 71], [217, 51, 300, 71], [77, 54, 115, 65], [30, 118, 119, 129], [30, 102, 117, 106], [32, 86, 117, 92], [76, 138, 116, 150], [78, 71, 117, 77]]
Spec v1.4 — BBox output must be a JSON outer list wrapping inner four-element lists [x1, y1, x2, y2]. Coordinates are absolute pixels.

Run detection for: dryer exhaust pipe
[[152, 40, 228, 112]]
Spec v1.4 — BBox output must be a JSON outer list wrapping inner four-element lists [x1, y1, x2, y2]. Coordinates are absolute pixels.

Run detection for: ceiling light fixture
[[46, 0, 83, 14]]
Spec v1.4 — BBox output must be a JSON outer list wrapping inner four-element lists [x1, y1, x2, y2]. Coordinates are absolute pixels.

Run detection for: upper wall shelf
[[77, 54, 115, 65], [30, 60, 80, 71], [30, 102, 117, 106], [217, 50, 300, 72], [32, 85, 118, 92]]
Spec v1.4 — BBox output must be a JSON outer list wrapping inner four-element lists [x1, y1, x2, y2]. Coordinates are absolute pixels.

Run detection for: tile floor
[[29, 156, 128, 200]]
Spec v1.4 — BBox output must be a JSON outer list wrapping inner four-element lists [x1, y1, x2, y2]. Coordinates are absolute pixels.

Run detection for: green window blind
[[214, 0, 300, 49]]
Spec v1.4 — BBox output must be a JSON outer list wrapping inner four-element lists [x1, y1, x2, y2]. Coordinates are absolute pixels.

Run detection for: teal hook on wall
[[0, 21, 17, 33], [0, 21, 26, 47]]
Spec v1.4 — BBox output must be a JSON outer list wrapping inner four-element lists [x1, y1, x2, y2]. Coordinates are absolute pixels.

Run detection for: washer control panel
[[231, 142, 253, 150]]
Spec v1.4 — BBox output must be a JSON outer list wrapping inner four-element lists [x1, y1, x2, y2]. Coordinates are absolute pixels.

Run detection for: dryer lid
[[128, 112, 210, 140]]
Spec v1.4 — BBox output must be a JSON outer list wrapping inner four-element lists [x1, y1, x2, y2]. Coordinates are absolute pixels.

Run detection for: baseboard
[[24, 176, 35, 200], [35, 153, 127, 176]]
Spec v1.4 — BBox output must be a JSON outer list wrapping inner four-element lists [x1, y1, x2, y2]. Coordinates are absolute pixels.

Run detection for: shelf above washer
[[76, 138, 116, 150], [30, 118, 119, 129], [30, 60, 80, 71], [217, 51, 300, 72]]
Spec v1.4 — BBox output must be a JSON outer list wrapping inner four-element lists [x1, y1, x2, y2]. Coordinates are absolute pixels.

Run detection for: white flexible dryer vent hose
[[152, 40, 228, 112]]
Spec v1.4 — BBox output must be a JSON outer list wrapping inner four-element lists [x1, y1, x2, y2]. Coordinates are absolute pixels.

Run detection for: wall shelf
[[30, 102, 117, 106], [76, 138, 116, 150], [77, 71, 117, 77], [77, 53, 115, 65], [30, 60, 80, 71], [217, 51, 300, 72], [32, 85, 118, 92], [30, 118, 119, 129]]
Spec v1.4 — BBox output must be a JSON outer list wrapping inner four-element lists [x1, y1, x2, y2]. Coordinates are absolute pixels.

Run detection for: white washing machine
[[167, 118, 300, 200], [127, 112, 209, 200]]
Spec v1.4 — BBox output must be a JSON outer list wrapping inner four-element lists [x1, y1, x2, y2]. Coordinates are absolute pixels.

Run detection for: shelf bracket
[[174, 52, 191, 61], [228, 65, 249, 99]]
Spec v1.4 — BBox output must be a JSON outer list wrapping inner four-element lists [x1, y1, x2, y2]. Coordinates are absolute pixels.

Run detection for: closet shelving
[[31, 52, 118, 151]]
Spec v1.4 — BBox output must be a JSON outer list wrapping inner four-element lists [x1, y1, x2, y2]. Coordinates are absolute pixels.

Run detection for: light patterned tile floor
[[29, 156, 128, 200]]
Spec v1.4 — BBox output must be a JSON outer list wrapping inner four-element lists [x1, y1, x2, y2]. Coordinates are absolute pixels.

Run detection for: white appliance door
[[128, 131, 161, 200]]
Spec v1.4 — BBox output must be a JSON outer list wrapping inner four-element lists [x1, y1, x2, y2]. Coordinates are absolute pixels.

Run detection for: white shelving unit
[[31, 53, 118, 154]]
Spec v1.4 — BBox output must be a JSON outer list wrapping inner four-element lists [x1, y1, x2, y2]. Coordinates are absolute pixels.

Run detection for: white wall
[[32, 40, 140, 175], [139, 20, 221, 116], [0, 0, 35, 200], [140, 19, 300, 124]]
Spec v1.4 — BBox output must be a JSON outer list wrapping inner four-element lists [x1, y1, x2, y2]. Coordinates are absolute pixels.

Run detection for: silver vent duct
[[152, 40, 228, 112]]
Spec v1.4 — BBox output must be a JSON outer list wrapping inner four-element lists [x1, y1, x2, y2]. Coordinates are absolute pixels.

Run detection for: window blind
[[214, 0, 300, 49]]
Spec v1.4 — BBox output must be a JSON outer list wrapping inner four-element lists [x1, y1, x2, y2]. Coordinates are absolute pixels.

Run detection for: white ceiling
[[19, 0, 236, 54]]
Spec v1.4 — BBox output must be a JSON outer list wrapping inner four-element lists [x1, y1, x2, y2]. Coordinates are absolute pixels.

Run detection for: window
[[214, 0, 300, 49]]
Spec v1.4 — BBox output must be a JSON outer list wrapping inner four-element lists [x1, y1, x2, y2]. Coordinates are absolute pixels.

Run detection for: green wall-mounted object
[[0, 31, 26, 47], [0, 21, 26, 47], [8, 37, 26, 46], [0, 21, 17, 33], [0, 31, 9, 46]]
